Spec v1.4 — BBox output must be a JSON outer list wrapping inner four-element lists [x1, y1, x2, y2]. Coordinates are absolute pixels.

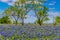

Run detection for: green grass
[[0, 35, 60, 40]]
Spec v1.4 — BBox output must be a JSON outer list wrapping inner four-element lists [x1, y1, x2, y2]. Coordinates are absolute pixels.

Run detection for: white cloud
[[49, 1, 56, 6], [0, 0, 15, 5], [0, 0, 8, 2], [47, 12, 60, 23], [48, 12, 60, 16], [49, 8, 55, 10], [7, 2, 15, 5]]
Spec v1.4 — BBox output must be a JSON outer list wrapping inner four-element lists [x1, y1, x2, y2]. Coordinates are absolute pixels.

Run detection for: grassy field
[[0, 24, 60, 40]]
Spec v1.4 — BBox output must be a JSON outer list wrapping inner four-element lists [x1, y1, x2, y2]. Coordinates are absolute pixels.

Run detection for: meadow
[[0, 0, 60, 40], [0, 24, 60, 40]]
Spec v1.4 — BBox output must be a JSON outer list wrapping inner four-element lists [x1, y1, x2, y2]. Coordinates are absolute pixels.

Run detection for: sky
[[0, 0, 60, 23]]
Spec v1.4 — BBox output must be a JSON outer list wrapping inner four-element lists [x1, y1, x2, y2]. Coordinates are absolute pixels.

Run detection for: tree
[[55, 16, 60, 24], [0, 16, 11, 24], [4, 0, 47, 25], [28, 0, 47, 25], [35, 6, 49, 26], [4, 0, 27, 25], [4, 6, 20, 25], [14, 0, 27, 25], [13, 0, 46, 25]]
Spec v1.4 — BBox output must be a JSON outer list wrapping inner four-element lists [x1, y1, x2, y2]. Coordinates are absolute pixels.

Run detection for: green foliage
[[55, 16, 60, 23], [3, 0, 48, 25], [4, 0, 27, 25], [35, 6, 49, 25], [0, 16, 11, 24], [54, 16, 60, 25], [0, 35, 60, 40]]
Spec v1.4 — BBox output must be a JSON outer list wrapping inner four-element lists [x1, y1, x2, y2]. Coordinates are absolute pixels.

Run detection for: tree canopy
[[55, 16, 60, 23], [0, 16, 12, 24], [35, 6, 49, 25], [3, 0, 49, 26]]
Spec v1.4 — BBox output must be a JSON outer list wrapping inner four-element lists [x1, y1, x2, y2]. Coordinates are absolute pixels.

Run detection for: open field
[[0, 24, 60, 40]]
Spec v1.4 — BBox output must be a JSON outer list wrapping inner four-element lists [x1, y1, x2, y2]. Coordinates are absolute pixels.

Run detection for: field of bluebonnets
[[0, 24, 60, 40], [0, 0, 60, 40]]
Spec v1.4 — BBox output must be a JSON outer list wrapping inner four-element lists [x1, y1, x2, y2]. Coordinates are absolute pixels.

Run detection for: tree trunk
[[15, 20, 18, 25], [39, 21, 42, 26], [21, 18, 24, 25], [38, 18, 42, 26], [34, 10, 42, 26]]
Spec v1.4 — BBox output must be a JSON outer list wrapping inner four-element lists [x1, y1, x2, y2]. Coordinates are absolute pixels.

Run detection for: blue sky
[[0, 0, 60, 23]]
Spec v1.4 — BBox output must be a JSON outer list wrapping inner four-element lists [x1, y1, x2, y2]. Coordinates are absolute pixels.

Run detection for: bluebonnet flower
[[56, 38, 60, 40], [20, 29, 24, 34], [1, 31, 8, 37], [36, 32, 42, 37]]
